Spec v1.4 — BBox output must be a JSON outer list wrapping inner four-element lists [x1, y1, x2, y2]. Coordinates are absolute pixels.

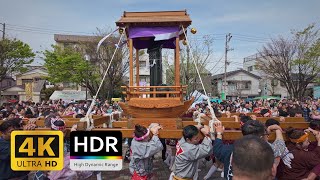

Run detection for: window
[[22, 79, 33, 86], [139, 61, 147, 68], [237, 82, 251, 90], [140, 76, 147, 82], [271, 79, 278, 86], [245, 82, 251, 89], [34, 77, 41, 82], [247, 66, 253, 71]]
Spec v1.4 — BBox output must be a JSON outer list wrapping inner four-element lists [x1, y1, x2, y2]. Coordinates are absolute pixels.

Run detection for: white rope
[[181, 26, 219, 136], [81, 27, 126, 130], [96, 28, 119, 53]]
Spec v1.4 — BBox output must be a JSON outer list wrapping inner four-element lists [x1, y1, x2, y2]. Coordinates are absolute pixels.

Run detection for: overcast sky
[[0, 0, 319, 74]]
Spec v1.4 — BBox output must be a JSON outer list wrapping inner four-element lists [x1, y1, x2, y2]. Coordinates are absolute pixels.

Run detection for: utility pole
[[0, 23, 5, 40], [223, 33, 232, 100]]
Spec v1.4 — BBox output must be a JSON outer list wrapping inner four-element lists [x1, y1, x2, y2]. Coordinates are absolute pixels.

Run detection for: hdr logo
[[70, 131, 122, 171], [11, 131, 63, 171]]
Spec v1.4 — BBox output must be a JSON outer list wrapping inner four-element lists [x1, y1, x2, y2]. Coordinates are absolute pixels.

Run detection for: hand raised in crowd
[[199, 125, 210, 136], [71, 124, 78, 132], [23, 123, 37, 130], [214, 121, 225, 134], [149, 123, 162, 135], [267, 124, 283, 133], [305, 127, 320, 141], [231, 115, 239, 122], [28, 118, 37, 124], [226, 111, 231, 118], [250, 114, 257, 120]]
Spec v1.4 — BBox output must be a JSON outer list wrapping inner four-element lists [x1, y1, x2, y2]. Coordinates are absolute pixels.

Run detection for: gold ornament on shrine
[[190, 28, 197, 34], [182, 39, 188, 45], [119, 28, 124, 34]]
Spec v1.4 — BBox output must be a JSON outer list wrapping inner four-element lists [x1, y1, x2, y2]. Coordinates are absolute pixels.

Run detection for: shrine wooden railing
[[121, 85, 188, 101]]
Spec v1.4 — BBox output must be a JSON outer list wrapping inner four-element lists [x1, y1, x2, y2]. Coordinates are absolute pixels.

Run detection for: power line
[[233, 38, 268, 43], [233, 33, 270, 40], [7, 23, 93, 35], [6, 27, 54, 35]]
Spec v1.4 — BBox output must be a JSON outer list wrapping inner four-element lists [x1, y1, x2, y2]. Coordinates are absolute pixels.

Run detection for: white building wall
[[243, 55, 289, 98], [216, 71, 260, 97]]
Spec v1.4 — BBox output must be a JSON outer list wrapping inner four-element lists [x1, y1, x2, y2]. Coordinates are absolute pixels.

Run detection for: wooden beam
[[256, 117, 305, 123], [136, 49, 139, 86], [175, 37, 180, 86], [112, 121, 128, 128], [129, 38, 133, 86], [129, 118, 182, 129]]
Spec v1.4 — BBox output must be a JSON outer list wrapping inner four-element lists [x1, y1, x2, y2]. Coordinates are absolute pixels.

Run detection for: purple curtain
[[128, 26, 180, 49]]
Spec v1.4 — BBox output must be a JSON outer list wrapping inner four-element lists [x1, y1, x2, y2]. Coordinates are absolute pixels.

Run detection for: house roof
[[54, 34, 102, 43], [116, 10, 192, 27], [1, 85, 24, 92], [16, 67, 48, 77], [212, 69, 261, 80]]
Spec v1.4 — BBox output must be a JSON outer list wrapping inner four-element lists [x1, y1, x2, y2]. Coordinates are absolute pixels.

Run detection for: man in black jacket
[[0, 120, 30, 180]]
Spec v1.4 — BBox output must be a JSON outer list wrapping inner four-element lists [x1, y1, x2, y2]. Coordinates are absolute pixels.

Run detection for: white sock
[[204, 165, 217, 180], [96, 172, 102, 180], [169, 172, 175, 180]]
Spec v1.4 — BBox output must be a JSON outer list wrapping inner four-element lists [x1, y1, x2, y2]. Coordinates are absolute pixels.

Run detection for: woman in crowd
[[129, 123, 163, 180]]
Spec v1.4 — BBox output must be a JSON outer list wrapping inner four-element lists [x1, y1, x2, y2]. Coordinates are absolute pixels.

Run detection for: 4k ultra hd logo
[[70, 131, 122, 171], [11, 131, 63, 171]]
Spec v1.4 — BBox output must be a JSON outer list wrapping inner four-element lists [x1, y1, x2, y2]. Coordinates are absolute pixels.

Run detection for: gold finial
[[190, 28, 197, 34], [119, 28, 124, 34], [182, 39, 188, 45]]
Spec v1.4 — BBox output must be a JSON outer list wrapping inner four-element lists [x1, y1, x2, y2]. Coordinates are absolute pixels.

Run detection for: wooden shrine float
[[116, 10, 194, 119]]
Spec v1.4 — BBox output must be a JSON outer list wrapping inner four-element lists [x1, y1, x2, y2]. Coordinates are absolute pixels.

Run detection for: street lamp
[[84, 55, 90, 101]]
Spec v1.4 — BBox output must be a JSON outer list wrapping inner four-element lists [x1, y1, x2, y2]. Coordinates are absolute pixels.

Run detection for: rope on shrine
[[181, 26, 220, 137], [80, 27, 126, 131]]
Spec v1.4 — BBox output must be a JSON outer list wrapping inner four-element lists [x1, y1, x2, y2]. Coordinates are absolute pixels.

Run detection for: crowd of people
[[1, 97, 320, 180], [0, 99, 121, 121], [183, 98, 320, 122], [0, 99, 121, 180]]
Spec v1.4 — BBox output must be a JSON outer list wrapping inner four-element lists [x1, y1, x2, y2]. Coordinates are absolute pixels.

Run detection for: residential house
[[0, 76, 16, 104], [212, 69, 261, 100], [243, 53, 289, 98], [1, 66, 47, 103]]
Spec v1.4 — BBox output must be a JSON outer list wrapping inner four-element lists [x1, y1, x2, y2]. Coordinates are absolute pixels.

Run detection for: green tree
[[43, 45, 98, 94], [43, 31, 128, 101], [41, 86, 62, 100], [256, 24, 320, 99], [0, 38, 35, 82]]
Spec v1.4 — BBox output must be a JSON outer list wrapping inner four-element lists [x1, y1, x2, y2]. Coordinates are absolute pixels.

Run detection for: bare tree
[[256, 24, 320, 100], [78, 30, 129, 100], [165, 35, 214, 96]]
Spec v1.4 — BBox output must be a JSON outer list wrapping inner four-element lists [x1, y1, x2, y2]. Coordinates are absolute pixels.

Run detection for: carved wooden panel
[[127, 98, 182, 108]]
